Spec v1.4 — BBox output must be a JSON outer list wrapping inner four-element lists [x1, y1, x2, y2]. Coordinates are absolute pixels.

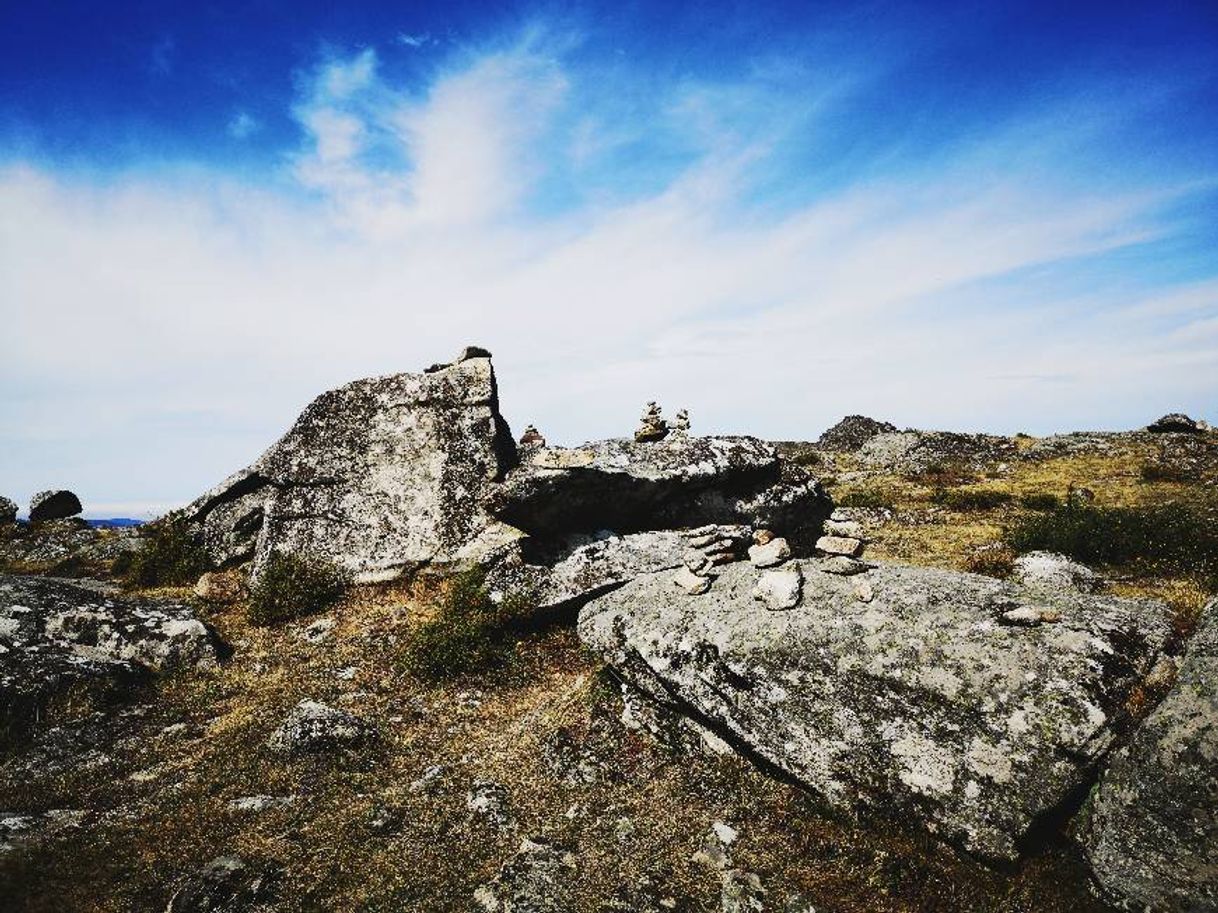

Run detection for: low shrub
[[247, 552, 347, 626], [963, 546, 1017, 579], [403, 567, 533, 681], [1140, 462, 1192, 484], [1008, 499, 1218, 589], [1019, 493, 1061, 511], [124, 521, 211, 588], [931, 488, 1014, 511], [836, 487, 898, 510]]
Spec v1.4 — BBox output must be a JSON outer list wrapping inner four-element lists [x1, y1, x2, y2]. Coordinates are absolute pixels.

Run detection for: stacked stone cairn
[[671, 408, 691, 438], [671, 525, 751, 595], [518, 424, 546, 448], [747, 528, 802, 610], [634, 401, 669, 443], [813, 509, 871, 576]]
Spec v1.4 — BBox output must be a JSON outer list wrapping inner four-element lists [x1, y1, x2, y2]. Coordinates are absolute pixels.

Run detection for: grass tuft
[[247, 552, 347, 626], [403, 567, 533, 681], [931, 488, 1014, 511], [122, 522, 211, 588]]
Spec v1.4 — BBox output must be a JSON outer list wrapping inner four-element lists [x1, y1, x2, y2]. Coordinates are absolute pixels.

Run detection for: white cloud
[[1, 42, 1215, 515]]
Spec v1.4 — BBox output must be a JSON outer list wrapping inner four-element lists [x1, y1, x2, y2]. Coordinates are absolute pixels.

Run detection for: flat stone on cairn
[[634, 401, 669, 443], [29, 490, 83, 522], [816, 534, 864, 558]]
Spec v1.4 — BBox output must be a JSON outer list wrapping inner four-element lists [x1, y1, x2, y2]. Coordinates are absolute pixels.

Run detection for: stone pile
[[814, 509, 869, 570], [0, 496, 16, 525], [633, 401, 669, 443], [1147, 412, 1203, 434], [518, 424, 546, 448]]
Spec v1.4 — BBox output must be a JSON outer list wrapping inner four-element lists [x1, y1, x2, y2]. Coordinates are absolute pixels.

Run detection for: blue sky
[[2, 1, 1217, 516]]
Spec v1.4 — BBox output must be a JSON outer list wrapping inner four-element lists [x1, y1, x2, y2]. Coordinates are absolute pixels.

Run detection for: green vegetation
[[836, 486, 898, 510], [1140, 461, 1191, 483], [1009, 499, 1218, 589], [931, 488, 1014, 511], [1019, 492, 1061, 511], [963, 546, 1017, 579], [122, 521, 211, 588], [403, 567, 533, 681], [246, 552, 347, 625]]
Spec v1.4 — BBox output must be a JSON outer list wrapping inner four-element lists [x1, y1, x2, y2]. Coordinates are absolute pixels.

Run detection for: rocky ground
[[2, 360, 1215, 912]]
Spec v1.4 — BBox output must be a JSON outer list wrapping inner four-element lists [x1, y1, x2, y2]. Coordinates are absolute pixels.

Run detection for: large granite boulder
[[175, 350, 518, 583], [579, 559, 1171, 860], [491, 436, 830, 551], [1147, 412, 1201, 434], [0, 575, 223, 736], [1078, 598, 1218, 910], [815, 415, 898, 452], [29, 490, 82, 522]]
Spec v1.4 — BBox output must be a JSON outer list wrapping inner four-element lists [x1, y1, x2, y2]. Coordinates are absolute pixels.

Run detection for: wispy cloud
[[1, 28, 1215, 514], [227, 110, 260, 139]]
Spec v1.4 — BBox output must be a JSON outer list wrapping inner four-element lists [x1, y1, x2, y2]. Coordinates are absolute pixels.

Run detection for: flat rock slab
[[0, 575, 222, 735], [492, 436, 830, 549], [579, 560, 1171, 860], [1078, 598, 1218, 910]]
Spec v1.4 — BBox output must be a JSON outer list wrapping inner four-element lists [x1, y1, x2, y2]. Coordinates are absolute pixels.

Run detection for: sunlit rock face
[[176, 351, 518, 583], [579, 559, 1172, 861], [1078, 598, 1218, 912]]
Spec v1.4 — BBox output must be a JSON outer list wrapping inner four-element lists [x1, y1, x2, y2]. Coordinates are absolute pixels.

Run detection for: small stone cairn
[[814, 510, 872, 577], [518, 424, 546, 448], [671, 408, 691, 438], [634, 401, 670, 443]]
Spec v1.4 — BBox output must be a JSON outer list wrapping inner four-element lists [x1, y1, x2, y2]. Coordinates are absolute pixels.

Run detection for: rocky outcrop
[[0, 575, 223, 736], [579, 559, 1171, 860], [175, 351, 518, 583], [0, 496, 16, 525], [816, 415, 898, 452], [1078, 598, 1218, 911], [165, 855, 279, 913], [1147, 412, 1201, 434], [29, 490, 82, 522], [474, 837, 577, 913], [858, 431, 1018, 474], [491, 436, 830, 550]]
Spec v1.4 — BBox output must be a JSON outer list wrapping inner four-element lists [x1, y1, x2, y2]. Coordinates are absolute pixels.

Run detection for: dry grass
[[4, 432, 1214, 911]]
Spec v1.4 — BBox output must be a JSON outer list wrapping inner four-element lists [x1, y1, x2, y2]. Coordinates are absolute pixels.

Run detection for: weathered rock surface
[[0, 575, 223, 736], [267, 699, 374, 754], [485, 526, 752, 614], [1011, 551, 1101, 594], [29, 490, 83, 523], [816, 415, 899, 452], [0, 496, 16, 525], [0, 521, 141, 575], [579, 560, 1171, 860], [193, 570, 247, 603], [493, 436, 830, 550], [1147, 412, 1201, 434], [165, 855, 278, 913], [1078, 598, 1218, 911], [859, 431, 1018, 474], [474, 837, 577, 913], [175, 354, 517, 583]]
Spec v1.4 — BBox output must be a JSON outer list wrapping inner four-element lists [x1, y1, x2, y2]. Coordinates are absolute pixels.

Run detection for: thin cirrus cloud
[[1, 25, 1216, 517]]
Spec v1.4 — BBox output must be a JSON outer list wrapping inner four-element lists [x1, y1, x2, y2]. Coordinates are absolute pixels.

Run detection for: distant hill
[[85, 518, 144, 529]]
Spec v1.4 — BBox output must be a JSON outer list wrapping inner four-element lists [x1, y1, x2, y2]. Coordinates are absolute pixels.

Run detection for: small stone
[[823, 519, 865, 540], [454, 345, 493, 363], [712, 821, 738, 845], [815, 556, 872, 575], [684, 553, 714, 576], [673, 566, 712, 595], [748, 538, 791, 568], [29, 490, 82, 522], [1000, 606, 1060, 626], [194, 570, 246, 603], [853, 579, 874, 602], [752, 566, 802, 610], [815, 535, 863, 557], [752, 529, 775, 546], [227, 795, 296, 813]]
